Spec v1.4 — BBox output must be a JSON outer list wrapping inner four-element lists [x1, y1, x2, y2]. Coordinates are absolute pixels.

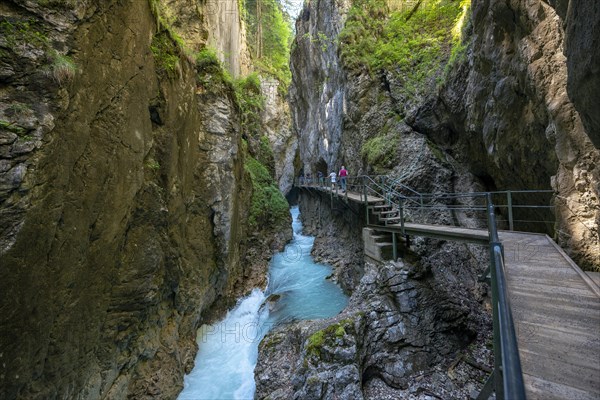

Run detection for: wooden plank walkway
[[373, 222, 490, 244], [302, 184, 384, 204], [298, 185, 600, 399], [587, 271, 600, 287], [500, 231, 600, 400]]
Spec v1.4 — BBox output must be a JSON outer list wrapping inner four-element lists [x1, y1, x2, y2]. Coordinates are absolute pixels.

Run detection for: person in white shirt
[[329, 171, 337, 190]]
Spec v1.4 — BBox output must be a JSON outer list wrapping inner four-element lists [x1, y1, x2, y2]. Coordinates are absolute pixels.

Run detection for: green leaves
[[244, 0, 292, 87], [151, 31, 181, 79], [339, 0, 470, 94], [245, 156, 289, 230], [361, 133, 400, 173]]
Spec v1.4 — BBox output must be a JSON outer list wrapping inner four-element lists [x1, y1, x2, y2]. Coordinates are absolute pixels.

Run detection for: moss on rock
[[305, 318, 355, 359], [244, 155, 289, 230]]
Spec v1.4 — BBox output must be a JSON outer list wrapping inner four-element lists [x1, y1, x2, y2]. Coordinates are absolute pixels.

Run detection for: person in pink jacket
[[338, 166, 348, 192]]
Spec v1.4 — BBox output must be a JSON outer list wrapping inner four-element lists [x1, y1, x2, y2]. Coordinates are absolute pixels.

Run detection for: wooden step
[[371, 204, 392, 210], [379, 216, 402, 223], [371, 234, 392, 244], [377, 209, 399, 216]]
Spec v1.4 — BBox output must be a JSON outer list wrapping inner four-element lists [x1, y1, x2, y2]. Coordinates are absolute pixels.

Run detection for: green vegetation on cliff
[[37, 0, 82, 8], [361, 133, 400, 173], [345, 0, 471, 172], [148, 0, 198, 79], [306, 319, 354, 359], [233, 73, 279, 175], [339, 0, 471, 93], [244, 155, 289, 230], [235, 73, 265, 137], [0, 18, 76, 85], [151, 31, 182, 79], [147, 0, 289, 233], [244, 0, 293, 87]]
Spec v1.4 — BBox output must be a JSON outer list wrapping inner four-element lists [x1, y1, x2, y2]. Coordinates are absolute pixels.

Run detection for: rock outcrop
[[256, 259, 491, 400], [555, 0, 600, 149], [261, 77, 298, 195], [290, 0, 599, 268], [0, 0, 290, 398], [289, 0, 350, 176], [434, 0, 600, 269]]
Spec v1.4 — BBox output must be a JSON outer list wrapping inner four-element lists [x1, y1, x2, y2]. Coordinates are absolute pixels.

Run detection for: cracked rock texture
[[0, 0, 291, 399], [255, 259, 491, 399], [290, 0, 599, 269], [262, 77, 298, 195], [289, 0, 350, 176]]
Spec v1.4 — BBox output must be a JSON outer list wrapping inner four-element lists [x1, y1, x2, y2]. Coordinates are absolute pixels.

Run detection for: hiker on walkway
[[339, 166, 348, 192], [329, 171, 337, 190], [317, 171, 324, 187]]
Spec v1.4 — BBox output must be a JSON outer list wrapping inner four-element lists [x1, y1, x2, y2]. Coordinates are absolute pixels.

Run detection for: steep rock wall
[[0, 0, 287, 398], [290, 0, 599, 268], [161, 0, 252, 77], [289, 0, 350, 176], [202, 0, 251, 77], [261, 78, 297, 194], [432, 0, 599, 268], [557, 0, 600, 148]]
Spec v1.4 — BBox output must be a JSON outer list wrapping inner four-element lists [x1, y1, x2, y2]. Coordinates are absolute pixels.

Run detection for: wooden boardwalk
[[302, 185, 384, 204], [299, 185, 600, 399], [500, 231, 600, 400], [372, 222, 490, 244]]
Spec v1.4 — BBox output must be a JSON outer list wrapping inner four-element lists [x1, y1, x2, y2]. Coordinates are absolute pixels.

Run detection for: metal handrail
[[296, 176, 528, 399], [297, 175, 556, 231], [486, 194, 526, 400]]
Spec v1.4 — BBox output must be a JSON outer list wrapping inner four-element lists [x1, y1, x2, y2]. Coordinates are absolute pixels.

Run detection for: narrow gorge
[[0, 0, 598, 399]]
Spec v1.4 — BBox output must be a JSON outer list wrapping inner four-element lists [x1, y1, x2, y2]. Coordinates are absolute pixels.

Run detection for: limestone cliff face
[[289, 0, 350, 176], [555, 0, 600, 149], [261, 78, 297, 194], [161, 0, 252, 77], [433, 0, 600, 269], [290, 0, 599, 268], [0, 0, 286, 399], [202, 0, 251, 77]]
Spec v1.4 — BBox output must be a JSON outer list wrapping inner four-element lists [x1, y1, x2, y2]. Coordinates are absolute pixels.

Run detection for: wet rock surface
[[255, 259, 492, 400]]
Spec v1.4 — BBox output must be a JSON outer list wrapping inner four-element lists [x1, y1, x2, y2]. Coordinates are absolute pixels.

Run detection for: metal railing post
[[483, 193, 525, 400], [486, 193, 503, 399], [507, 191, 514, 231], [330, 182, 333, 209], [364, 176, 369, 225], [392, 232, 397, 261], [399, 198, 405, 235], [345, 177, 348, 202]]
